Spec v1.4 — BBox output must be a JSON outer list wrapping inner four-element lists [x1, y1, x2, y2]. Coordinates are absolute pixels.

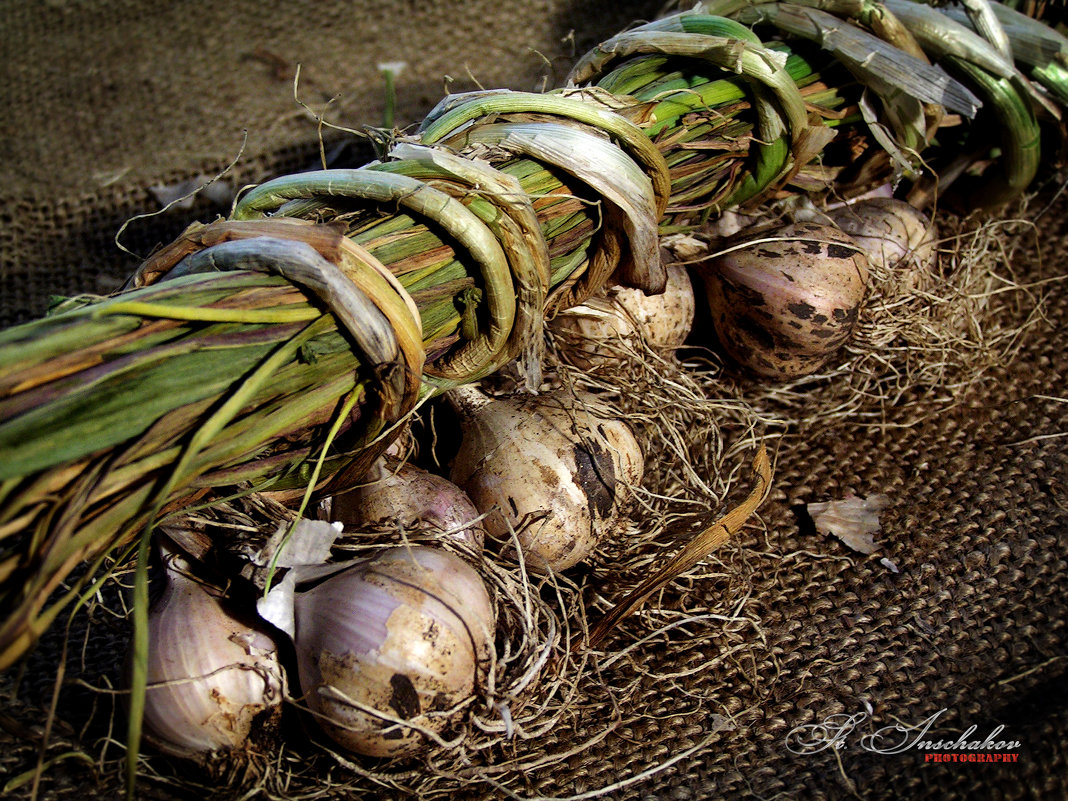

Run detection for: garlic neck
[[445, 384, 493, 417]]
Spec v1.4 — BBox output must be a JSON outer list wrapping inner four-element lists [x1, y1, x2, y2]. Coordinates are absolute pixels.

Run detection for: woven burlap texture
[[1, 2, 1066, 799], [0, 0, 663, 326]]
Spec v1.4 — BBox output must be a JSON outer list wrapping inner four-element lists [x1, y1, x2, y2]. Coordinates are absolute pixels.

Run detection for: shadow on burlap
[[1, 2, 1066, 799]]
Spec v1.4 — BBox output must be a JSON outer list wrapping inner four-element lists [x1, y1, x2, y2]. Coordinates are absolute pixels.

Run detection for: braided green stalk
[[1, 3, 1065, 670]]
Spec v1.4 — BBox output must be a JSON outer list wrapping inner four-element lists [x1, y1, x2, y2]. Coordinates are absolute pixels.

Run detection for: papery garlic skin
[[449, 387, 644, 572], [330, 457, 485, 550], [140, 561, 284, 760], [293, 546, 494, 758], [808, 493, 891, 555]]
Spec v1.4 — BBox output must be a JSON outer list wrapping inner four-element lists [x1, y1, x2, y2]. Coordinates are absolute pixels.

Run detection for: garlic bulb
[[550, 264, 696, 367], [700, 221, 870, 380], [448, 386, 643, 572], [292, 546, 494, 758], [138, 550, 284, 761], [828, 198, 937, 287], [329, 456, 485, 550]]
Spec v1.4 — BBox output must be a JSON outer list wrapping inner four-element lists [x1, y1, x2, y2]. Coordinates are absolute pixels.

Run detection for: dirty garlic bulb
[[828, 198, 938, 288], [550, 264, 696, 367], [700, 221, 869, 380], [448, 385, 643, 572], [329, 456, 485, 550], [292, 546, 494, 758], [137, 547, 284, 761]]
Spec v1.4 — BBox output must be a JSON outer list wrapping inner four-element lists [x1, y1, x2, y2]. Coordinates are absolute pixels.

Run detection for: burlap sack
[[1, 2, 1065, 799]]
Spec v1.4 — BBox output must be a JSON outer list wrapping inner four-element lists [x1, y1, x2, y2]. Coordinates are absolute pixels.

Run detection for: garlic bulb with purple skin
[[136, 548, 284, 762], [447, 386, 643, 573], [329, 456, 485, 550], [291, 546, 494, 758], [700, 221, 869, 380]]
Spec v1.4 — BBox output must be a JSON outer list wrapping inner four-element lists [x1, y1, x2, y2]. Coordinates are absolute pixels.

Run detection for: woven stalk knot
[[416, 89, 671, 311], [383, 139, 552, 388], [231, 166, 536, 388], [128, 217, 425, 491]]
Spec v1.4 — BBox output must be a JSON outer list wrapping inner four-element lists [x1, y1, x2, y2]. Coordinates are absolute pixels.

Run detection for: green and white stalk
[[938, 0, 1068, 103], [1, 3, 1064, 674]]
